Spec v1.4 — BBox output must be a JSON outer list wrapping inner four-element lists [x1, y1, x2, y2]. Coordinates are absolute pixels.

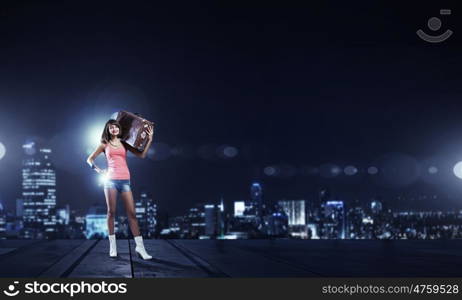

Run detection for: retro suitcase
[[114, 111, 154, 152]]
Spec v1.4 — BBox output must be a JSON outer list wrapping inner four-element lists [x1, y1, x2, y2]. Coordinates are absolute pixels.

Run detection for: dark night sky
[[1, 1, 462, 216]]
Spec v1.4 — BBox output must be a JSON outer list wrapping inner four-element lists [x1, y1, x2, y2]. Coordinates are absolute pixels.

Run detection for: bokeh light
[[420, 156, 449, 185], [223, 146, 238, 158], [320, 163, 341, 178], [264, 166, 277, 176], [0, 142, 6, 160], [428, 166, 438, 174], [344, 165, 358, 176], [453, 162, 462, 179], [367, 166, 378, 175], [216, 145, 239, 159]]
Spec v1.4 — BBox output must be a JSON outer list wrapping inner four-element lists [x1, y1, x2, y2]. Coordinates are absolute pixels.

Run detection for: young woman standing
[[86, 119, 154, 260]]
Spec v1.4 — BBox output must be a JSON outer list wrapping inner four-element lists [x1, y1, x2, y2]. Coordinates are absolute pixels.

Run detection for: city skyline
[[1, 144, 461, 241], [1, 138, 462, 216]]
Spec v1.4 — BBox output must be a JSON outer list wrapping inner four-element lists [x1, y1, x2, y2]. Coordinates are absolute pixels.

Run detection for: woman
[[86, 119, 154, 260]]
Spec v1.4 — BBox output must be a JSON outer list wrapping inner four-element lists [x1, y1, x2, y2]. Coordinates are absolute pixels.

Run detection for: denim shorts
[[104, 179, 131, 193]]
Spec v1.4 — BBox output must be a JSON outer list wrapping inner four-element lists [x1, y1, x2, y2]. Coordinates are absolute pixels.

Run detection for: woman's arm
[[86, 143, 106, 173]]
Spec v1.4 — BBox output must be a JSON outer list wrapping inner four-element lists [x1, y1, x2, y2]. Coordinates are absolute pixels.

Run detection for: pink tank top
[[104, 142, 130, 180]]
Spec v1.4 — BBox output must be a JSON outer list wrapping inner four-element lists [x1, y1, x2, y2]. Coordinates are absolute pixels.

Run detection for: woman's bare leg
[[104, 188, 118, 235], [121, 190, 141, 237]]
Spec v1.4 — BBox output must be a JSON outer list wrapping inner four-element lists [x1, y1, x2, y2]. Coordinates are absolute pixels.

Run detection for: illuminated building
[[85, 206, 107, 239], [346, 199, 366, 239], [135, 191, 157, 238], [218, 197, 225, 237], [116, 215, 129, 237], [261, 209, 288, 237], [323, 200, 346, 239], [204, 199, 225, 238], [244, 202, 257, 218], [166, 216, 184, 237], [371, 199, 383, 214], [56, 204, 70, 225], [184, 206, 205, 238], [66, 210, 85, 239], [146, 194, 157, 238], [234, 201, 245, 217], [250, 182, 263, 217], [204, 204, 216, 236], [230, 199, 259, 237], [307, 223, 319, 239], [278, 200, 307, 238], [278, 200, 306, 226], [20, 141, 57, 239]]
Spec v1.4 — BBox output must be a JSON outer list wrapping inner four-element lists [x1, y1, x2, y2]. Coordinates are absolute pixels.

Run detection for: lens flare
[[87, 124, 105, 149], [0, 142, 6, 160], [98, 172, 110, 185], [453, 162, 462, 179]]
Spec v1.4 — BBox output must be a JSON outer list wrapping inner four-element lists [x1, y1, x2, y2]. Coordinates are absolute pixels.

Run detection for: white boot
[[108, 234, 117, 257], [134, 236, 152, 260]]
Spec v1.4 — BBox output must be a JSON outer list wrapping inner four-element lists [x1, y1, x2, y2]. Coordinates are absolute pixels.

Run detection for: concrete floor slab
[[0, 239, 461, 278]]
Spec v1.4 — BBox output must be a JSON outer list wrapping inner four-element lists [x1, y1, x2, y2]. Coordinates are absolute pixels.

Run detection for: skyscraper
[[21, 141, 57, 239], [218, 197, 225, 237], [184, 206, 205, 238], [324, 200, 346, 239], [234, 201, 245, 217], [278, 200, 307, 238], [204, 204, 216, 236], [203, 200, 225, 238], [250, 182, 263, 217], [146, 194, 157, 238], [312, 187, 331, 217], [135, 194, 147, 235], [135, 191, 157, 238], [278, 200, 306, 226]]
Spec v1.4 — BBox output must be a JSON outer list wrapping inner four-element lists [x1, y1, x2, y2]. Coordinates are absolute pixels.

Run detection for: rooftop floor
[[0, 239, 461, 278]]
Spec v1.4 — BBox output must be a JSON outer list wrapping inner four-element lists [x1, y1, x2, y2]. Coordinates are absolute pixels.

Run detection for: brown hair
[[101, 119, 123, 144]]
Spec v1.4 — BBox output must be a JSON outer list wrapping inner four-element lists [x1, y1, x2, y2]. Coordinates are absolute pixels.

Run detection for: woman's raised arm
[[123, 125, 154, 159]]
